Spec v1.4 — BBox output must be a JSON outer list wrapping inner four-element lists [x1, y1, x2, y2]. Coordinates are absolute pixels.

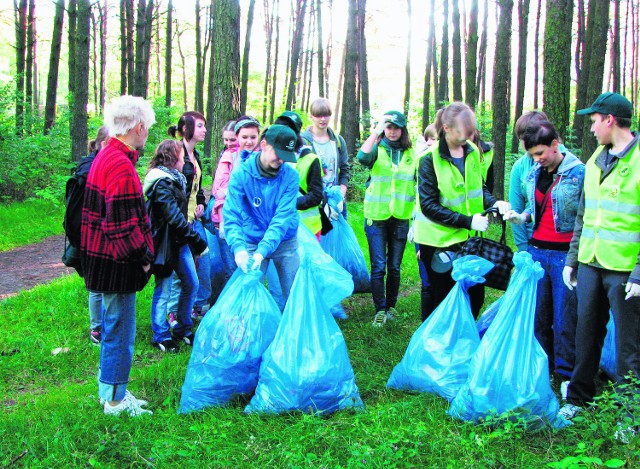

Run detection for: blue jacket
[[509, 154, 534, 251], [523, 150, 585, 233], [223, 154, 300, 258]]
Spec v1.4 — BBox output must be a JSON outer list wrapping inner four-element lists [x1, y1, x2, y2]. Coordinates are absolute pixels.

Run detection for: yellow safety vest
[[413, 142, 485, 247], [296, 152, 323, 234], [363, 146, 417, 220], [578, 143, 640, 271]]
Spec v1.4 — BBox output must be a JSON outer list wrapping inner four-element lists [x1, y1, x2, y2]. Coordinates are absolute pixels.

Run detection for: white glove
[[336, 200, 344, 214], [505, 210, 528, 225], [374, 115, 393, 135], [625, 281, 640, 300], [562, 266, 577, 290], [235, 250, 249, 273], [324, 203, 340, 221], [218, 220, 225, 240], [493, 200, 511, 217], [470, 214, 489, 232], [407, 226, 414, 243], [251, 252, 264, 271]]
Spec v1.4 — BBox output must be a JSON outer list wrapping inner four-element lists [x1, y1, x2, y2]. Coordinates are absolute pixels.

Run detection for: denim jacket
[[524, 150, 585, 233]]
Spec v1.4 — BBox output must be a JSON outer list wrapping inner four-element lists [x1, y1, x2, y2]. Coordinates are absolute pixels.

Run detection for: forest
[[1, 0, 640, 203]]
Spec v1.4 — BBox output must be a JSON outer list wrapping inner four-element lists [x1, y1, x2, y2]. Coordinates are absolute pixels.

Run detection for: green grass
[[1, 203, 638, 468], [0, 199, 65, 252]]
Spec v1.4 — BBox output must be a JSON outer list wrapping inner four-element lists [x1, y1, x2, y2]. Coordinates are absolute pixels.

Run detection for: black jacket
[[418, 138, 497, 230], [296, 152, 324, 210], [182, 144, 206, 208]]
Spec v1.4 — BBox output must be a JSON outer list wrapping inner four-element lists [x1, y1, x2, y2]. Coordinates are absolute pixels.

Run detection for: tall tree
[[14, 0, 27, 136], [164, 0, 173, 106], [612, 0, 621, 92], [422, 0, 436, 128], [71, 0, 91, 162], [120, 0, 128, 94], [176, 22, 188, 110], [195, 0, 204, 112], [572, 0, 598, 145], [436, 0, 449, 106], [44, 0, 65, 134], [269, 0, 281, 123], [451, 0, 463, 101], [25, 0, 36, 121], [340, 0, 359, 157], [357, 0, 370, 129], [574, 0, 585, 86], [465, 0, 479, 108], [98, 0, 107, 112], [285, 0, 308, 110], [491, 0, 513, 200], [133, 0, 154, 98], [91, 6, 99, 112], [206, 0, 241, 167], [533, 0, 542, 108], [316, 0, 325, 98], [510, 0, 530, 153], [476, 0, 488, 104], [126, 0, 135, 91], [240, 0, 257, 114], [403, 0, 411, 115], [261, 0, 275, 123], [543, 0, 573, 140], [68, 0, 77, 112]]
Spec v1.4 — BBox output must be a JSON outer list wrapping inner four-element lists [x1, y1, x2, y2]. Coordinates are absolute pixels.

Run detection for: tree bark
[[269, 0, 280, 123], [476, 0, 488, 105], [285, 0, 307, 110], [612, 0, 621, 92], [422, 0, 435, 128], [510, 0, 530, 153], [133, 0, 146, 97], [403, 0, 412, 115], [44, 0, 65, 134], [357, 0, 370, 130], [533, 0, 542, 108], [120, 0, 127, 94], [165, 0, 173, 106], [316, 0, 325, 98], [25, 0, 36, 121], [68, 0, 77, 110], [71, 0, 90, 162], [126, 0, 135, 93], [437, 0, 449, 107], [195, 1, 203, 111], [452, 0, 463, 101], [491, 0, 513, 200], [240, 0, 256, 114], [176, 22, 188, 110], [91, 7, 99, 113], [98, 0, 107, 112], [15, 0, 27, 136], [575, 0, 585, 85], [465, 0, 479, 108], [572, 0, 597, 144], [262, 0, 274, 123], [340, 0, 358, 157]]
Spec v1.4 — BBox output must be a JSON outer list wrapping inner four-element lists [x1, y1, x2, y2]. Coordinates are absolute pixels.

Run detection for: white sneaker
[[560, 381, 569, 400], [372, 311, 387, 328], [100, 390, 149, 407], [103, 392, 152, 416], [558, 403, 582, 420]]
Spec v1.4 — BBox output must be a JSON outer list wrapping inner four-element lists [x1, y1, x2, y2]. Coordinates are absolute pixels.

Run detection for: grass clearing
[[0, 199, 65, 252], [0, 203, 637, 467]]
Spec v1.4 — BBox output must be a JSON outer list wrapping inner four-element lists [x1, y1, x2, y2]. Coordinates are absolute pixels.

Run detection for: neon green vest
[[413, 142, 485, 247], [578, 143, 640, 271], [363, 146, 417, 220], [296, 152, 323, 234]]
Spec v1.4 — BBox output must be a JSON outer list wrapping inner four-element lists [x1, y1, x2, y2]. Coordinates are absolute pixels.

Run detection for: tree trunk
[[126, 0, 135, 93], [269, 0, 280, 123], [572, 0, 598, 144], [533, 0, 542, 108], [71, 0, 90, 162], [465, 0, 479, 108], [202, 1, 214, 105], [403, 0, 411, 115], [299, 4, 312, 109], [316, 0, 325, 98], [120, 0, 128, 94], [324, 0, 333, 100], [165, 0, 173, 106], [15, 0, 27, 136], [206, 0, 241, 169], [334, 40, 346, 129], [262, 0, 274, 122], [142, 0, 154, 94], [133, 0, 146, 97], [98, 0, 107, 113], [510, 0, 530, 153], [195, 0, 203, 111], [25, 0, 36, 122], [491, 0, 513, 200], [68, 0, 77, 109], [302, 5, 315, 111], [452, 0, 463, 101], [476, 0, 488, 106], [340, 0, 358, 157], [612, 0, 621, 92], [437, 0, 449, 107], [176, 23, 188, 110], [44, 0, 65, 134], [91, 7, 99, 113], [422, 0, 435, 128], [575, 0, 585, 85], [240, 0, 256, 114], [357, 0, 370, 130], [285, 0, 307, 110], [153, 1, 161, 97]]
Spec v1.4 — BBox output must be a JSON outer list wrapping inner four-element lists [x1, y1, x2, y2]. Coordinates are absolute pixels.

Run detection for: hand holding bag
[[456, 207, 513, 290]]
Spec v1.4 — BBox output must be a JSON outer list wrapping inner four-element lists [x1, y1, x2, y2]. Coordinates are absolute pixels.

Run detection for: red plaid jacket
[[81, 138, 154, 292]]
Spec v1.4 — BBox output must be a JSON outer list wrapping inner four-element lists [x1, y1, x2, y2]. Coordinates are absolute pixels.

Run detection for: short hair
[[310, 98, 332, 117], [522, 120, 559, 150], [168, 111, 206, 141], [514, 110, 548, 140], [149, 139, 182, 169], [423, 124, 437, 140], [104, 95, 156, 137], [593, 113, 633, 129], [88, 125, 109, 153]]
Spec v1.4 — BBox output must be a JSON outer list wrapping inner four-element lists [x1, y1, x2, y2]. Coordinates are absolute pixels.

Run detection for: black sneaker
[[153, 339, 179, 353], [90, 329, 101, 345], [179, 333, 195, 346]]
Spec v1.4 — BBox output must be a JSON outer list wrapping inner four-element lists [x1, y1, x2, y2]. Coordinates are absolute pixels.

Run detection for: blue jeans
[[89, 291, 103, 330], [414, 243, 432, 321], [205, 228, 232, 305], [98, 292, 137, 402], [192, 221, 212, 310], [163, 244, 199, 340], [364, 217, 409, 312], [528, 245, 577, 378], [248, 236, 300, 306]]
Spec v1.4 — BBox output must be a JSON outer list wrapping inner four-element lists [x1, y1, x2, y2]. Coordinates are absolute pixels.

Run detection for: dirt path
[[0, 235, 74, 300]]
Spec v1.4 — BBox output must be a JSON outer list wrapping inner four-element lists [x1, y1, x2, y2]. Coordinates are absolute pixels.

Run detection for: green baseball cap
[[263, 124, 298, 163], [576, 92, 633, 118], [276, 111, 303, 133], [384, 110, 407, 128]]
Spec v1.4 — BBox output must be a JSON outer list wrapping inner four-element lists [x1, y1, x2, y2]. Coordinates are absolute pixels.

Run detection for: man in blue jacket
[[223, 124, 301, 303]]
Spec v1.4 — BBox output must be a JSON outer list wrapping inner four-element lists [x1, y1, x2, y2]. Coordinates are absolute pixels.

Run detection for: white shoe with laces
[[103, 391, 152, 416]]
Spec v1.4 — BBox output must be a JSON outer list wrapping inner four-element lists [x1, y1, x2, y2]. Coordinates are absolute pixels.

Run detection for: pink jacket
[[211, 149, 235, 225]]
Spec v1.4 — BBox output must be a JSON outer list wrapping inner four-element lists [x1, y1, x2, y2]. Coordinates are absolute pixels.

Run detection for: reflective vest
[[413, 142, 485, 247], [363, 146, 417, 220], [578, 143, 640, 271], [296, 152, 323, 234]]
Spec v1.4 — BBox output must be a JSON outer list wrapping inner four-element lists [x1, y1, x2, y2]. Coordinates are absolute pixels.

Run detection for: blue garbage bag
[[387, 256, 493, 401], [600, 313, 618, 380], [320, 214, 370, 293], [245, 261, 363, 414], [448, 251, 567, 429], [179, 269, 281, 413], [205, 228, 229, 305], [476, 297, 504, 339]]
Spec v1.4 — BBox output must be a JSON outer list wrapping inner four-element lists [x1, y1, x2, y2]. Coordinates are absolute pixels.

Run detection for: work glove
[[492, 200, 511, 217], [504, 210, 528, 225], [235, 250, 250, 273], [373, 115, 393, 135], [407, 225, 414, 244], [562, 266, 577, 290], [470, 214, 489, 232], [251, 252, 264, 271], [625, 281, 640, 300], [324, 203, 340, 221]]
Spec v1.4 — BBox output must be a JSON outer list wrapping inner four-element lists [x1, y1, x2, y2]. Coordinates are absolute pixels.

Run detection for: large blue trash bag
[[448, 251, 568, 429], [179, 269, 281, 413], [387, 256, 494, 401], [600, 313, 618, 380], [204, 228, 229, 305], [245, 261, 363, 414], [476, 297, 504, 339]]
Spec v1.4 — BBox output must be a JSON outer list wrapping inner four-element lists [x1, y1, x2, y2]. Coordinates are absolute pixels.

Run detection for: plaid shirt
[[81, 138, 154, 292]]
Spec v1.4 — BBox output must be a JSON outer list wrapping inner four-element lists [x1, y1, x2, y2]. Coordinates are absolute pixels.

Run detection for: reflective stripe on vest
[[413, 142, 485, 247], [363, 146, 417, 220], [296, 152, 322, 234], [578, 144, 640, 271]]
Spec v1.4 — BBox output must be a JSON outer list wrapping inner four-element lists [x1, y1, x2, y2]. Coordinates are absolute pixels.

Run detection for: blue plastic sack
[[476, 297, 504, 339], [179, 269, 281, 413], [387, 256, 493, 401], [448, 252, 567, 429], [320, 213, 370, 293], [600, 313, 618, 380], [245, 261, 363, 414]]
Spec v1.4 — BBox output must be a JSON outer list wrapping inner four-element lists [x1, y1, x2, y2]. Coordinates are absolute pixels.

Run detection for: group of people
[[74, 90, 639, 433]]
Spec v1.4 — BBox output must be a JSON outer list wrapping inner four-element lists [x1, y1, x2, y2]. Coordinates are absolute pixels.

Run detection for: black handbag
[[456, 207, 514, 291]]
